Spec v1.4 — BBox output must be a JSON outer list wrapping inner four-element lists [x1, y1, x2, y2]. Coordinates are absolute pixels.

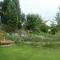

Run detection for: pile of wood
[[0, 40, 15, 45]]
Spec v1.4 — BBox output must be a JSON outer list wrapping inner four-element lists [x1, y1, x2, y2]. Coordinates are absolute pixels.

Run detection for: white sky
[[20, 0, 60, 21], [1, 0, 60, 20]]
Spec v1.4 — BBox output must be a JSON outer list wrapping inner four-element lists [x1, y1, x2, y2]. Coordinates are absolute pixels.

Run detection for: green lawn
[[0, 44, 60, 60]]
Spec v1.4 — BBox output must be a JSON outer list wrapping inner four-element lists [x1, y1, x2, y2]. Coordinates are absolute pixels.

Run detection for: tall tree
[[1, 0, 10, 24], [0, 1, 3, 19], [2, 0, 21, 24], [13, 0, 21, 21], [55, 7, 60, 31], [1, 0, 19, 33]]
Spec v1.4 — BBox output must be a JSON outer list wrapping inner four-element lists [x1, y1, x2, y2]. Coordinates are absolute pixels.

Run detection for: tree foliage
[[2, 0, 21, 33], [55, 7, 60, 31], [25, 14, 42, 31]]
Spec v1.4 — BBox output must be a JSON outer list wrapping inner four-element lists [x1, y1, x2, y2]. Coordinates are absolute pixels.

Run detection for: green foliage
[[1, 0, 21, 33], [38, 23, 49, 33], [4, 0, 18, 33], [24, 14, 49, 33], [0, 1, 3, 7], [13, 0, 21, 20], [50, 23, 57, 34], [2, 0, 10, 12], [25, 14, 42, 31], [55, 7, 60, 31], [5, 33, 18, 41], [20, 13, 26, 23], [50, 27, 57, 34], [1, 0, 49, 33]]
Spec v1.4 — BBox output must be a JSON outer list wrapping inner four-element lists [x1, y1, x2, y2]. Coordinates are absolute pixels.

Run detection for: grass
[[0, 31, 60, 60], [0, 44, 60, 60]]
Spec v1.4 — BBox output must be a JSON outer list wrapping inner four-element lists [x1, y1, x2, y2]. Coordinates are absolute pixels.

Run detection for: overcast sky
[[1, 0, 60, 20], [20, 0, 60, 21]]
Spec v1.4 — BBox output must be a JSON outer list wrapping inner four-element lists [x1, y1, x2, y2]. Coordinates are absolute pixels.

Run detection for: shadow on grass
[[43, 43, 60, 49]]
